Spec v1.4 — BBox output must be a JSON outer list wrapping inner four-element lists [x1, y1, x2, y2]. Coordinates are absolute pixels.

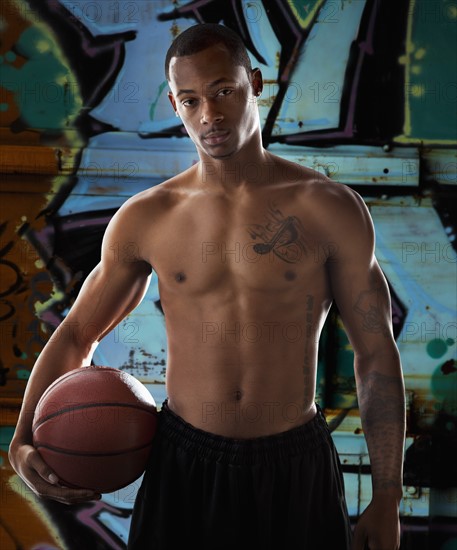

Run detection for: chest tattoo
[[246, 202, 308, 264]]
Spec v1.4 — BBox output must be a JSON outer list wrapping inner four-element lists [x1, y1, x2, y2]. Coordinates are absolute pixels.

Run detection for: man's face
[[168, 45, 262, 160]]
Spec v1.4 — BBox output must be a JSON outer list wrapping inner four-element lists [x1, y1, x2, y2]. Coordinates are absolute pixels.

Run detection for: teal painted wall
[[1, 1, 456, 548]]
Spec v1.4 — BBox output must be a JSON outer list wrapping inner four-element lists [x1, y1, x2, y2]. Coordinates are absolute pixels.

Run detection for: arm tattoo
[[358, 370, 405, 492], [353, 287, 391, 337], [302, 294, 314, 409], [246, 202, 308, 263]]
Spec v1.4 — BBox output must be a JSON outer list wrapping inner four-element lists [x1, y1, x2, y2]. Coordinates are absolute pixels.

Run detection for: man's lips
[[202, 130, 230, 145]]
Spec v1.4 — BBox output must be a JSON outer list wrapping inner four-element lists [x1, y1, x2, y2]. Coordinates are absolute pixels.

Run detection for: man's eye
[[182, 99, 197, 107], [217, 89, 233, 97]]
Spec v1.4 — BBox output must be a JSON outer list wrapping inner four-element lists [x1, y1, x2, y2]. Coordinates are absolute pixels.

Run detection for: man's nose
[[200, 99, 224, 124]]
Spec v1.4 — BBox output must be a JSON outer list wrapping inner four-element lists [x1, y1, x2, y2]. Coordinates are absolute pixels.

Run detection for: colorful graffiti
[[1, 0, 456, 548]]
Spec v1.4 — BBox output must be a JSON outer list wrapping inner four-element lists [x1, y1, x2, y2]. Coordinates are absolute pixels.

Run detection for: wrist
[[371, 488, 403, 506], [9, 430, 33, 452]]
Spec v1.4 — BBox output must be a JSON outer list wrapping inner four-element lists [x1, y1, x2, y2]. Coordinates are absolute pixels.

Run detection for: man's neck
[[197, 147, 272, 191]]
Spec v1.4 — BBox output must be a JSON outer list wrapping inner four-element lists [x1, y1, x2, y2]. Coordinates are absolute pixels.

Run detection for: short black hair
[[165, 23, 252, 81]]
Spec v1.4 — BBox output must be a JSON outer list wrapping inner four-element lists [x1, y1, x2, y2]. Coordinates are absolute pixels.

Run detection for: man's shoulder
[[121, 167, 199, 215], [269, 154, 371, 236], [271, 154, 359, 206], [270, 153, 347, 194]]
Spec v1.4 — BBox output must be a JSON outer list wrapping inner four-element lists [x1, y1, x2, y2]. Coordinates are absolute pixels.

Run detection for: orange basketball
[[32, 366, 157, 493]]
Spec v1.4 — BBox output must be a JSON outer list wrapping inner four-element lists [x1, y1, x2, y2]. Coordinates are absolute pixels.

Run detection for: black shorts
[[128, 400, 352, 550]]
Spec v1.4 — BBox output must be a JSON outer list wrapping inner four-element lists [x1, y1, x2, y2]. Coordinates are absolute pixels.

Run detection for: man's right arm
[[8, 197, 152, 504]]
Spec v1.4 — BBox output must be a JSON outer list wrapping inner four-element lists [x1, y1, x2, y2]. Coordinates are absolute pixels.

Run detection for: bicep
[[67, 260, 152, 345], [326, 191, 396, 361], [330, 256, 395, 359], [62, 203, 152, 346]]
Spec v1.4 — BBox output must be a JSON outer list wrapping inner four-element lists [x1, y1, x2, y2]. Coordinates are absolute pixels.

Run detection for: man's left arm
[[325, 186, 406, 550]]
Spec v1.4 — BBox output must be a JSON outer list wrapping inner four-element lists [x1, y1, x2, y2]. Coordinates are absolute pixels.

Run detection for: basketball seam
[[37, 367, 138, 403], [35, 440, 154, 457], [32, 402, 157, 432]]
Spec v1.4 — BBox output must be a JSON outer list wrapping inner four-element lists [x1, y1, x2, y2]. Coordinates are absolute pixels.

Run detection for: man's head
[[165, 23, 252, 82], [165, 24, 263, 162]]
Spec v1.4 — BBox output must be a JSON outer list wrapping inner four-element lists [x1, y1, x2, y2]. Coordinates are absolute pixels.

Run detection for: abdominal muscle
[[153, 222, 331, 437], [164, 320, 319, 438]]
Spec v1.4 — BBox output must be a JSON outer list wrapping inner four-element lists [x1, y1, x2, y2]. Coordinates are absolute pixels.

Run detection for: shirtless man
[[9, 23, 405, 550]]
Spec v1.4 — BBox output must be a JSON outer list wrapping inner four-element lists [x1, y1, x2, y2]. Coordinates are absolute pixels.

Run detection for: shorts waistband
[[157, 399, 332, 465]]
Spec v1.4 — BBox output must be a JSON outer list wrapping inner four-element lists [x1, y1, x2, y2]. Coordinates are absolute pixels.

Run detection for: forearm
[[12, 322, 96, 445], [8, 324, 102, 504], [355, 349, 406, 500]]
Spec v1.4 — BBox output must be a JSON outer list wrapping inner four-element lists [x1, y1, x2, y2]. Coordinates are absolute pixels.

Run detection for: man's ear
[[251, 68, 263, 97], [168, 91, 178, 116]]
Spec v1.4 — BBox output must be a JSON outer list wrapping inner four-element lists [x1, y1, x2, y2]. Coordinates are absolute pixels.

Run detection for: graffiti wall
[[0, 0, 456, 548]]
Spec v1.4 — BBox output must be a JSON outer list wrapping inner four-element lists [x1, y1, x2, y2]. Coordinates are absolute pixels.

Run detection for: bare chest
[[145, 196, 330, 299]]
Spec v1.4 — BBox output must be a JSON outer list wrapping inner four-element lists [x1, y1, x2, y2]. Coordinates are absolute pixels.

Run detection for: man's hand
[[352, 495, 401, 550], [9, 441, 101, 505]]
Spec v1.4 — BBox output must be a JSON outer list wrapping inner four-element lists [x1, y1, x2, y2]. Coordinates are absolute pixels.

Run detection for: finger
[[29, 453, 59, 485], [24, 447, 60, 485], [22, 447, 101, 503], [26, 475, 102, 504], [45, 486, 102, 505]]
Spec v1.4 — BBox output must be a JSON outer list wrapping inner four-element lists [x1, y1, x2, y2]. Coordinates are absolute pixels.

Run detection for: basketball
[[32, 366, 158, 493]]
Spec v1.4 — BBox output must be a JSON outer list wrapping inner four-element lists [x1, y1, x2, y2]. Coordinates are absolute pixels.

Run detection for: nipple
[[284, 270, 296, 281]]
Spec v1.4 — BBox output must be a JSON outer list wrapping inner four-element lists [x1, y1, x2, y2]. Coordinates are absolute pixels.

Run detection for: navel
[[234, 389, 243, 401]]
